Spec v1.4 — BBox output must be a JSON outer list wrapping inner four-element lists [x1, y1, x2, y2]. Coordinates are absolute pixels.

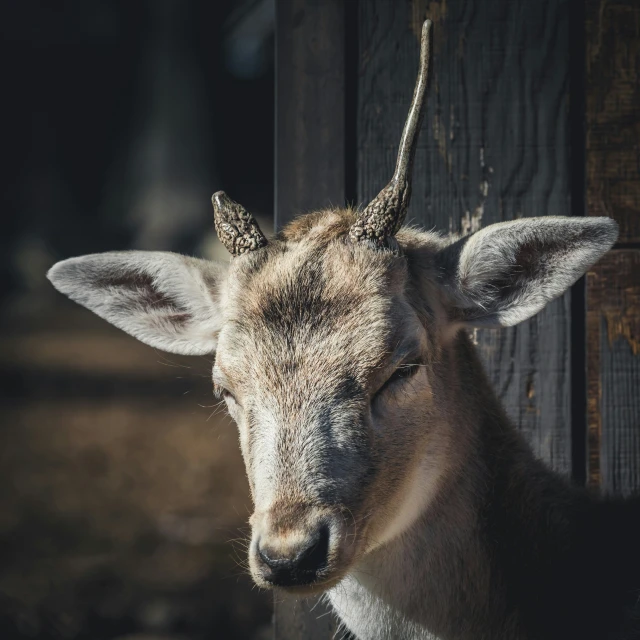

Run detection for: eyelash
[[213, 382, 237, 404], [372, 363, 421, 401]]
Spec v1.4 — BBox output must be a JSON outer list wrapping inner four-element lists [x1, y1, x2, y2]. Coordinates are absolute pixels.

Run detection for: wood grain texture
[[585, 0, 640, 496], [585, 0, 640, 243], [586, 250, 640, 495], [275, 0, 346, 225], [359, 0, 573, 472]]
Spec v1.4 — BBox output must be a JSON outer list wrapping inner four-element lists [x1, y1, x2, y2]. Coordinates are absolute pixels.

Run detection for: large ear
[[47, 252, 228, 355], [435, 217, 618, 327]]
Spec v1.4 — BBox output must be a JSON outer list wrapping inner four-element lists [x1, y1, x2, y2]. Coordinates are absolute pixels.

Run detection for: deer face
[[47, 209, 617, 592], [213, 222, 444, 590], [47, 19, 618, 592], [46, 214, 448, 592]]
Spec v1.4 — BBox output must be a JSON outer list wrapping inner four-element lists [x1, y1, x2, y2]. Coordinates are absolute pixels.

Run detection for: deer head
[[47, 20, 618, 593]]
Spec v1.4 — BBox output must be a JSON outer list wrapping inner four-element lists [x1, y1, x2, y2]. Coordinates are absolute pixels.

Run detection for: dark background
[[0, 1, 275, 638]]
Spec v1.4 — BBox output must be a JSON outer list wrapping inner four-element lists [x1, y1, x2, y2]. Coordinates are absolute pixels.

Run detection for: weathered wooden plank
[[586, 250, 640, 495], [274, 0, 346, 635], [585, 0, 640, 243], [275, 0, 346, 226], [359, 0, 572, 472], [585, 0, 640, 496]]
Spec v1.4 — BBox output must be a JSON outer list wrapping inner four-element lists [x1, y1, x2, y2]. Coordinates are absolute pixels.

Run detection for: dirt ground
[[0, 301, 272, 640]]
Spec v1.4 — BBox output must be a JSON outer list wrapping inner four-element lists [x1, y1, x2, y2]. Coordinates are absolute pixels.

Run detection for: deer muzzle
[[249, 503, 355, 591]]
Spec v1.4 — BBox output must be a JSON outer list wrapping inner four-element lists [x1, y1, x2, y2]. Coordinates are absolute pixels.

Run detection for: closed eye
[[372, 362, 421, 402], [213, 381, 239, 406]]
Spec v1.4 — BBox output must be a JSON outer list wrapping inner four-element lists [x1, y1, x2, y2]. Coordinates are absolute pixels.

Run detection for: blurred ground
[[0, 301, 272, 640], [1, 2, 276, 636]]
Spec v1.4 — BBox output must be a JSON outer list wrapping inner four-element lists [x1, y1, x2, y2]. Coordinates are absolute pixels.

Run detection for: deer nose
[[257, 524, 330, 586]]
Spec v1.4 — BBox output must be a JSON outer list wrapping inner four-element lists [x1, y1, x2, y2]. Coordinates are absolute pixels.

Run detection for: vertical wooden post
[[585, 0, 640, 495], [275, 0, 346, 228], [274, 0, 346, 635]]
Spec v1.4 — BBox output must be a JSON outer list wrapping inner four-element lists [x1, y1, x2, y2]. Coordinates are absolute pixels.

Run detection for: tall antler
[[349, 19, 432, 247], [212, 191, 268, 256]]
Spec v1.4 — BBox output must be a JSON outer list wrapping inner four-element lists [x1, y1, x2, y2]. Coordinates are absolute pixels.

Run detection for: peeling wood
[[586, 0, 640, 242], [432, 110, 452, 176], [586, 250, 640, 492], [411, 0, 448, 48], [459, 207, 483, 236], [585, 0, 640, 495], [603, 308, 640, 357]]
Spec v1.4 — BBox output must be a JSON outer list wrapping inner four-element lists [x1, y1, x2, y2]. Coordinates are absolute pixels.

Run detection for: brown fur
[[47, 206, 637, 640]]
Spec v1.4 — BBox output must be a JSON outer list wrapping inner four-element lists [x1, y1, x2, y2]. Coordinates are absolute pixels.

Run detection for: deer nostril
[[257, 525, 330, 586], [296, 524, 329, 574], [257, 544, 282, 570]]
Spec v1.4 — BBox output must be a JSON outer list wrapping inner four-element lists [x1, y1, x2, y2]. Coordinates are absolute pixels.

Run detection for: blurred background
[[0, 1, 275, 638]]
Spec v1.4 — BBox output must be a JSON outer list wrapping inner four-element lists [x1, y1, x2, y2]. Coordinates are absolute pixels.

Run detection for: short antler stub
[[350, 19, 432, 247], [212, 191, 268, 256]]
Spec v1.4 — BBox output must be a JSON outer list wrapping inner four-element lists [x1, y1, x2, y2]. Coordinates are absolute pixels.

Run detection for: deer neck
[[328, 333, 637, 640], [327, 333, 515, 638]]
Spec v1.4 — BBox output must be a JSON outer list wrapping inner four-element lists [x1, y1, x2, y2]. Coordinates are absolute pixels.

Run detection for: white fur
[[437, 216, 619, 326], [47, 251, 228, 355]]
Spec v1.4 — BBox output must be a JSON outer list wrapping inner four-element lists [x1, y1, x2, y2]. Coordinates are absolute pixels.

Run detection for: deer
[[47, 19, 640, 640]]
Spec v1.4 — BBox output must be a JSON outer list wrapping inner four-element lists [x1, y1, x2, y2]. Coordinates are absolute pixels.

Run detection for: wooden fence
[[273, 0, 640, 636]]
